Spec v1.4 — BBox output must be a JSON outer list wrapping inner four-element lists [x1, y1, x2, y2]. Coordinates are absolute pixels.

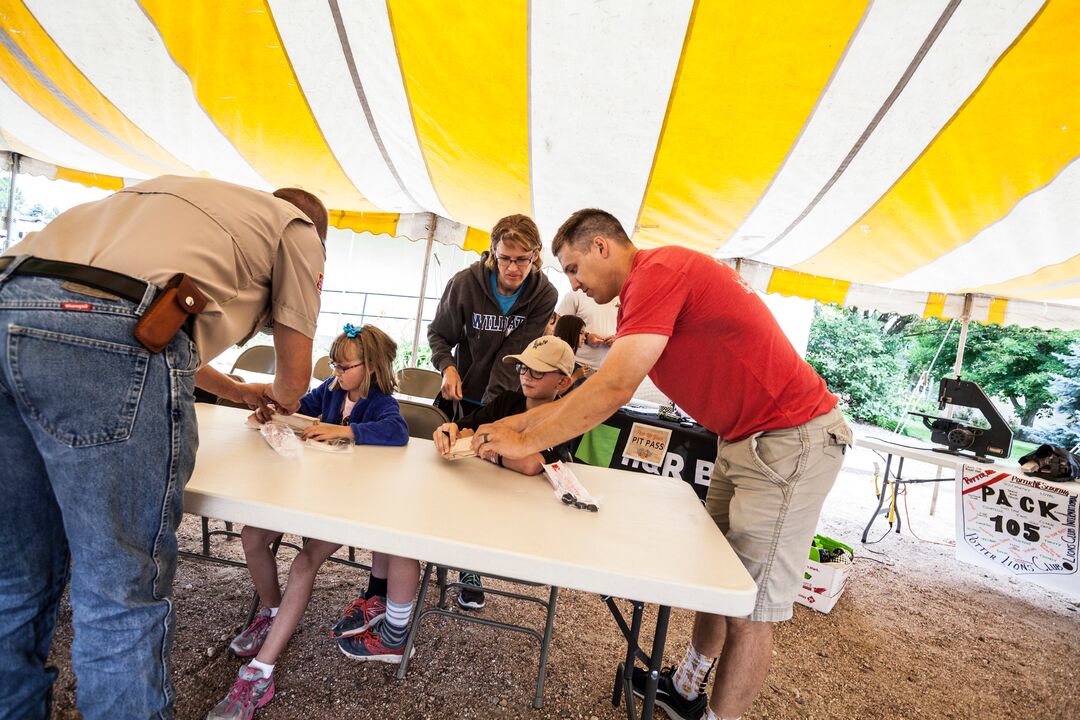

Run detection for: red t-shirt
[[617, 246, 836, 441]]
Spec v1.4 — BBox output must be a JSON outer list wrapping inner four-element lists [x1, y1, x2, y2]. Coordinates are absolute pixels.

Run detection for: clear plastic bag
[[542, 461, 600, 512], [259, 421, 303, 460]]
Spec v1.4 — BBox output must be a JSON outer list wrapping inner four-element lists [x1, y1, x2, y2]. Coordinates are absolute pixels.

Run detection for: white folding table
[[184, 405, 756, 719]]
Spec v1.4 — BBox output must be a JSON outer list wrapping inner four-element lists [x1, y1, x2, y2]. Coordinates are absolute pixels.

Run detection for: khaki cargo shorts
[[706, 406, 851, 622]]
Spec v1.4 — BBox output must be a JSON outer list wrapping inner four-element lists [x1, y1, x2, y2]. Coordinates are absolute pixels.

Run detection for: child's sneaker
[[229, 608, 274, 657], [456, 572, 486, 610], [329, 594, 386, 639], [337, 624, 415, 664], [205, 664, 275, 720]]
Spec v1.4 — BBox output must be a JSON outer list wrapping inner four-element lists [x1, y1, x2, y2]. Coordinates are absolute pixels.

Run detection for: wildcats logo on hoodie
[[472, 313, 526, 335]]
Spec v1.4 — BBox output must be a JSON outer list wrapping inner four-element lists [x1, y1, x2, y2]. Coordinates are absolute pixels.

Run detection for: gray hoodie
[[428, 253, 558, 404]]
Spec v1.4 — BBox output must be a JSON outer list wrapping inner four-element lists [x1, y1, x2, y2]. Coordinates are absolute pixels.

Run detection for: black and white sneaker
[[456, 571, 486, 610], [630, 665, 710, 720]]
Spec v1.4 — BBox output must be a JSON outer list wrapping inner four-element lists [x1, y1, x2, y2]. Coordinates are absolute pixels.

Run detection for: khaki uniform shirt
[[6, 175, 325, 362]]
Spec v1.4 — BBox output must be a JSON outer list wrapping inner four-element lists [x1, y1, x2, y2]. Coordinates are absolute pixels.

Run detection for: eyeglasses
[[516, 362, 550, 380], [330, 360, 364, 374], [496, 252, 535, 268]]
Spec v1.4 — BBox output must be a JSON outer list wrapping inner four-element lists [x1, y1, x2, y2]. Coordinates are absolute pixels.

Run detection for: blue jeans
[[0, 267, 200, 719]]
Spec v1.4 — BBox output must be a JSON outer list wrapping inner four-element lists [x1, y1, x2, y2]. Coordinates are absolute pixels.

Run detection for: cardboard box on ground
[[795, 534, 853, 614]]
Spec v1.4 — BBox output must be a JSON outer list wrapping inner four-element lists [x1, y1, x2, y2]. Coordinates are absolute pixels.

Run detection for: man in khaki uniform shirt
[[0, 175, 326, 719]]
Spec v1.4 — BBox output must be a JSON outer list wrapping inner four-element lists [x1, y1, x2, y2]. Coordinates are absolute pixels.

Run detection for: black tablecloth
[[574, 408, 717, 500]]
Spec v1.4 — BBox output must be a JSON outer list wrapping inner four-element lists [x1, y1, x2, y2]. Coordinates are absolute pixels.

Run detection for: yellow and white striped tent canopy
[[1, 0, 1079, 329]]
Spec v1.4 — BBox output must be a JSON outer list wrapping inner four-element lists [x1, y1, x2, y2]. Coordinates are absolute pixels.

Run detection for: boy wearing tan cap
[[435, 335, 578, 473]]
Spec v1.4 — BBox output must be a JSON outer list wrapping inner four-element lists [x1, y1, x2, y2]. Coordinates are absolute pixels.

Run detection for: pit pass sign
[[957, 466, 1079, 596]]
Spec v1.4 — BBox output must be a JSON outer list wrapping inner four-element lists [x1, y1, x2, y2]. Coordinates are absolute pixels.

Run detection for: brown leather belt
[[0, 256, 151, 304]]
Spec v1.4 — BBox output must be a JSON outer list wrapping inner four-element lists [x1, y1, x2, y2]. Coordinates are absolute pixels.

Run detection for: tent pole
[[951, 294, 973, 378], [930, 294, 973, 516], [2, 152, 18, 252], [410, 214, 436, 368]]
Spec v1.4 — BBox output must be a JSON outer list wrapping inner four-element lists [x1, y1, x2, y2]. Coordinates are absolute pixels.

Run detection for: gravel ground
[[48, 431, 1080, 719]]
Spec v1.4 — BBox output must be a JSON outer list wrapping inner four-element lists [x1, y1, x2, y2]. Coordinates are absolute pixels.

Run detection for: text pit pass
[[622, 422, 673, 466]]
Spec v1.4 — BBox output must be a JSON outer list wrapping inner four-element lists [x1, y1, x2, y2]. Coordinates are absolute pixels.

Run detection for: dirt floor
[[48, 427, 1080, 719]]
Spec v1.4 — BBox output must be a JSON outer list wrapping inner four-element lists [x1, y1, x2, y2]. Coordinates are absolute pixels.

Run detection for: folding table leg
[[396, 562, 435, 680], [861, 453, 895, 542], [533, 586, 559, 708], [641, 606, 671, 720], [436, 566, 449, 609]]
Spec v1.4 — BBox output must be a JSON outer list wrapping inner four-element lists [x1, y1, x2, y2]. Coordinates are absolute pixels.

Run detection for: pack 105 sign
[[957, 466, 1079, 595]]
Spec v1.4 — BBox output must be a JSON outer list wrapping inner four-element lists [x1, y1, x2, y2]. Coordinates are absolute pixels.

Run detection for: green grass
[[892, 419, 1037, 462]]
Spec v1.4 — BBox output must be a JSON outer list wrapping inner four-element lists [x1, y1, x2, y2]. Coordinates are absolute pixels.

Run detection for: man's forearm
[[271, 322, 314, 408], [523, 373, 632, 452], [195, 365, 242, 403]]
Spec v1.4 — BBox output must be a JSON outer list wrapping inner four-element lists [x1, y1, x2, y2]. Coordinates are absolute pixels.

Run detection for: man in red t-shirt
[[475, 209, 851, 720]]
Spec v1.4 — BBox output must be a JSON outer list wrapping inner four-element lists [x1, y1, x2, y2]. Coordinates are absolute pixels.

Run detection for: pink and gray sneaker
[[205, 664, 275, 720], [229, 608, 274, 657]]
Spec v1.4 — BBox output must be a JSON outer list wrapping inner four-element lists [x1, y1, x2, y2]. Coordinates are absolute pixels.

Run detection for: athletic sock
[[268, 607, 279, 618], [673, 644, 714, 701], [248, 659, 275, 678], [365, 575, 388, 600], [380, 598, 413, 648]]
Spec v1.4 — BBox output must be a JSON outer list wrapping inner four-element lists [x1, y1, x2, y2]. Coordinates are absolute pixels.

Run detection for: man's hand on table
[[472, 423, 536, 460]]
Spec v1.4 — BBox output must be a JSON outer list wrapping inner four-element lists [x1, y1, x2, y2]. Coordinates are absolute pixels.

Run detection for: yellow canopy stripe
[[0, 1, 187, 175], [971, 251, 1080, 301], [462, 226, 490, 254], [53, 166, 123, 191], [801, 1, 1078, 283], [138, 0, 374, 211], [634, 0, 866, 251], [0, 10, 162, 176], [923, 292, 948, 320], [767, 267, 850, 306], [387, 0, 530, 229], [328, 210, 400, 238]]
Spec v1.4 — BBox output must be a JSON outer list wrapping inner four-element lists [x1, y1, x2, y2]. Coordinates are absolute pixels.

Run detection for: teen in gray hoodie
[[428, 214, 558, 416]]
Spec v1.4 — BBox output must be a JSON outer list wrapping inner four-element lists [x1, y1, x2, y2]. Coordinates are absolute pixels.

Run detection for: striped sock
[[380, 598, 413, 648], [673, 644, 714, 701]]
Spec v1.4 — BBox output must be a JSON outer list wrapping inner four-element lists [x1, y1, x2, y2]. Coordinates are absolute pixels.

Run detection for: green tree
[[0, 176, 27, 217], [905, 320, 1078, 427], [805, 304, 908, 425], [1036, 342, 1080, 448]]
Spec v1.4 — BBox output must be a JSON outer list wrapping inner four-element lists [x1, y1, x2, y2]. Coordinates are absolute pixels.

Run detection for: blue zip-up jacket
[[297, 378, 408, 446]]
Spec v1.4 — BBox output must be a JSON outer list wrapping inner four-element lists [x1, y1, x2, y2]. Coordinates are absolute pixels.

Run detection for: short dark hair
[[551, 208, 630, 256], [273, 187, 328, 242]]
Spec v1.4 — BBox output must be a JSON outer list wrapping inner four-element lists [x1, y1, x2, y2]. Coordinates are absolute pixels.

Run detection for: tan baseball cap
[[503, 336, 575, 376]]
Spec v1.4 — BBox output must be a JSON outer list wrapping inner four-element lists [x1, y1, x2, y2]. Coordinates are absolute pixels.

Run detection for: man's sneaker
[[329, 594, 386, 638], [630, 665, 709, 720], [456, 571, 486, 610], [228, 608, 274, 658], [337, 624, 415, 664], [205, 664, 275, 720]]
